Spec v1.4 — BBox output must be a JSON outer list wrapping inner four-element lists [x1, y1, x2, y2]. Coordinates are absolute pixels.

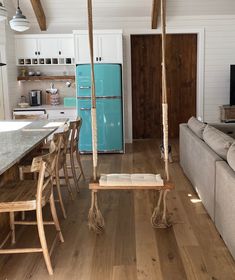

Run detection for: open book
[[99, 173, 164, 187]]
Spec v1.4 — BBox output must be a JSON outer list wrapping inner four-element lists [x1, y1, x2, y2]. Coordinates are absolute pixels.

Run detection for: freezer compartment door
[[76, 64, 122, 98]]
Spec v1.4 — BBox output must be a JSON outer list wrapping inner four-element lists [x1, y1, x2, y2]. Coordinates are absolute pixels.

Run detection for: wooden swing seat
[[89, 174, 174, 191]]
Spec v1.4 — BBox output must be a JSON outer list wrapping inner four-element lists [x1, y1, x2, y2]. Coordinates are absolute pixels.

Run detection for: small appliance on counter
[[18, 95, 29, 108], [29, 90, 42, 106], [46, 83, 60, 106]]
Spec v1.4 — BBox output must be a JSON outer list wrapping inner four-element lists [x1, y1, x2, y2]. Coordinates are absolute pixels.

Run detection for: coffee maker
[[29, 90, 42, 106]]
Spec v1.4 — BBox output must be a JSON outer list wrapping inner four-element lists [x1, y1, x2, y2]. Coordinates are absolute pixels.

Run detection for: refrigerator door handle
[[96, 96, 121, 99], [77, 96, 91, 99], [79, 86, 91, 89], [80, 108, 91, 111]]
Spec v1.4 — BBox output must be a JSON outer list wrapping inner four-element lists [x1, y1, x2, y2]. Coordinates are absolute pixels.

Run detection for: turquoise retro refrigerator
[[76, 64, 123, 153]]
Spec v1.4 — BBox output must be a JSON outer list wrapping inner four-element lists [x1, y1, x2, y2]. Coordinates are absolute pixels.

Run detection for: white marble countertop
[[13, 105, 76, 111], [0, 120, 66, 176]]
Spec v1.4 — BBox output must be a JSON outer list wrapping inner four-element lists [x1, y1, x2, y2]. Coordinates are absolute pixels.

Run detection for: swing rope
[[87, 0, 104, 233], [160, 0, 170, 182], [87, 0, 171, 233], [87, 0, 98, 182]]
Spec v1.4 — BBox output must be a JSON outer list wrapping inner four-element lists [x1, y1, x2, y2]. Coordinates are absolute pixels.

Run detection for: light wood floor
[[0, 139, 235, 280]]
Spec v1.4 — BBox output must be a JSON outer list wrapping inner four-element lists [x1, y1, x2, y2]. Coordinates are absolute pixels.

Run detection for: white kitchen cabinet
[[74, 30, 123, 64], [38, 37, 75, 58], [47, 108, 76, 121], [98, 34, 122, 63], [37, 38, 59, 58], [75, 34, 94, 64], [15, 38, 38, 59], [59, 37, 75, 58], [15, 35, 75, 66]]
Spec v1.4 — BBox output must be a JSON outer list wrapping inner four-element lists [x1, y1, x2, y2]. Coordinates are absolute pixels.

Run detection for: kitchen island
[[0, 120, 66, 176]]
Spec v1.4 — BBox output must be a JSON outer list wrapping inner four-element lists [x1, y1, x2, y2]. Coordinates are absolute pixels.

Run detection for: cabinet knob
[[35, 51, 37, 55], [38, 51, 40, 55], [99, 57, 101, 61], [96, 57, 98, 61], [59, 51, 61, 55]]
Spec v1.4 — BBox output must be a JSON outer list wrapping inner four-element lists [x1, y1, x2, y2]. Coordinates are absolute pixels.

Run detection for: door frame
[[125, 28, 205, 143], [0, 45, 9, 119]]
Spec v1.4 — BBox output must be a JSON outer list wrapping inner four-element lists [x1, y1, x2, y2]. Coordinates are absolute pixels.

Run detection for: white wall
[[0, 1, 19, 119]]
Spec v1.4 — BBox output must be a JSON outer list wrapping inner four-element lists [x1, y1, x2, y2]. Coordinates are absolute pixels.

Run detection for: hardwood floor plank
[[134, 191, 163, 280], [167, 190, 199, 246], [179, 246, 211, 280], [114, 191, 136, 266], [154, 226, 188, 280], [112, 265, 137, 280]]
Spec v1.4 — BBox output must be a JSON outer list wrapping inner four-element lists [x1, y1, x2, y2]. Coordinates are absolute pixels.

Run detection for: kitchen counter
[[0, 120, 66, 176], [13, 105, 76, 111]]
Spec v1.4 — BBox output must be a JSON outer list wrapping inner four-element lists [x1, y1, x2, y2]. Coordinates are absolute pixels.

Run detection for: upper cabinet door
[[15, 38, 38, 58], [75, 34, 99, 64], [98, 34, 123, 63], [37, 38, 59, 58], [59, 37, 74, 58]]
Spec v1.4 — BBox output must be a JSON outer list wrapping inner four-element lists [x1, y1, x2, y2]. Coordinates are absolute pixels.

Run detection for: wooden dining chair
[[67, 118, 85, 192], [52, 129, 75, 217], [19, 128, 73, 219], [0, 146, 64, 275]]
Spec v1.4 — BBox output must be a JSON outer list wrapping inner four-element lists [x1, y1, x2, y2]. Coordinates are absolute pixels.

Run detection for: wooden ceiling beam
[[151, 0, 160, 29], [30, 0, 46, 31]]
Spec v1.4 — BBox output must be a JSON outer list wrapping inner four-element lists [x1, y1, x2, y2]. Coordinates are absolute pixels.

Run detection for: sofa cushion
[[227, 142, 235, 171], [187, 116, 206, 139], [203, 125, 234, 160]]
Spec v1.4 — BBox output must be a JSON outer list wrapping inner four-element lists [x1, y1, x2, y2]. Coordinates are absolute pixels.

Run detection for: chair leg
[[36, 205, 53, 275], [49, 192, 64, 243], [55, 171, 67, 219], [63, 163, 74, 200], [75, 149, 85, 180], [19, 167, 24, 181], [70, 150, 79, 192], [9, 212, 15, 244]]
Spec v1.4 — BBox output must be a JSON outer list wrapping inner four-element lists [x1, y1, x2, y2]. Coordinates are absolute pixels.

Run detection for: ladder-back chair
[[0, 145, 64, 275], [67, 118, 85, 192]]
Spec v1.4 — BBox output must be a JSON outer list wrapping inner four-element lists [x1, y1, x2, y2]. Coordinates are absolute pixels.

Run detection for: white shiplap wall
[[0, 1, 19, 119]]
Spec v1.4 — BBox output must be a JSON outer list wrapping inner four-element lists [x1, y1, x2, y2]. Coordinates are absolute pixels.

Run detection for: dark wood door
[[131, 34, 197, 139]]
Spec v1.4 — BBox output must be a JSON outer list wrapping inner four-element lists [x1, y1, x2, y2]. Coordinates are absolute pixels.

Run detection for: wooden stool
[[0, 149, 64, 275], [19, 129, 74, 219], [53, 130, 75, 215], [67, 118, 85, 192]]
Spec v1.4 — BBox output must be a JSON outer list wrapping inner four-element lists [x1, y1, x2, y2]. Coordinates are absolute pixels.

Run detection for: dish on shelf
[[28, 71, 35, 76]]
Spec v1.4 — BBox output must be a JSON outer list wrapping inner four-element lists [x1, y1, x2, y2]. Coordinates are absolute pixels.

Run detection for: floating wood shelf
[[17, 75, 75, 81]]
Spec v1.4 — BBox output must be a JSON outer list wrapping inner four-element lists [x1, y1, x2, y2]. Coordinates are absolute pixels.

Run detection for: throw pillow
[[203, 125, 234, 160], [187, 116, 206, 139], [227, 142, 235, 171]]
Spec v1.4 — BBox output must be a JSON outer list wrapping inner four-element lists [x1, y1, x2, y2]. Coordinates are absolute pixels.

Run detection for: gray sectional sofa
[[180, 117, 235, 259]]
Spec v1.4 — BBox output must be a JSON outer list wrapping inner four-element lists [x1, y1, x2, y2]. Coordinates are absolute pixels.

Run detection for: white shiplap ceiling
[[10, 0, 235, 32], [12, 0, 235, 21]]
